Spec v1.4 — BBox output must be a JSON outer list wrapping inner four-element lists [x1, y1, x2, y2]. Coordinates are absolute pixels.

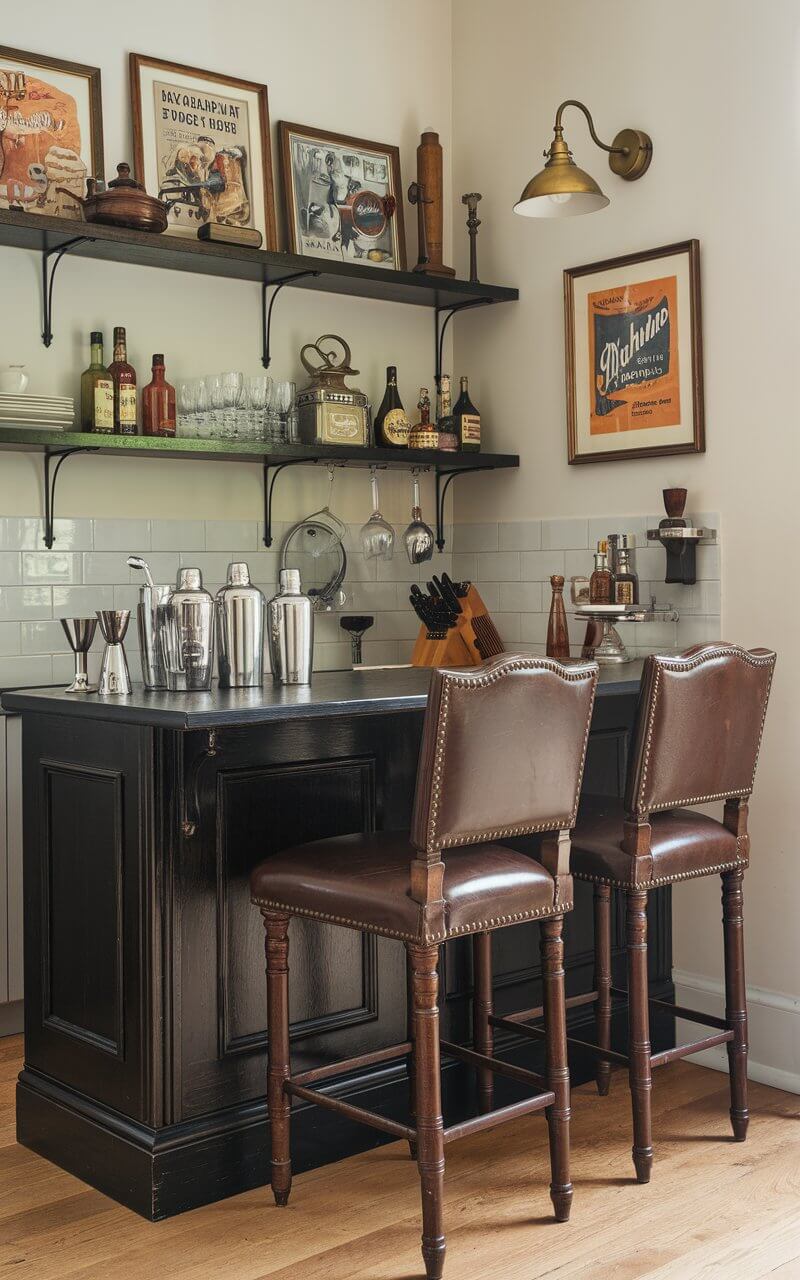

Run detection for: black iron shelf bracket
[[435, 464, 494, 551], [434, 296, 493, 390], [41, 236, 94, 347], [261, 271, 320, 369], [263, 457, 318, 547], [43, 447, 92, 548]]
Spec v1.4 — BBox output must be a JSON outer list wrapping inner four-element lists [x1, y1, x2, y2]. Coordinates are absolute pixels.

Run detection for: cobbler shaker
[[160, 568, 214, 692], [216, 562, 265, 688], [267, 569, 314, 685]]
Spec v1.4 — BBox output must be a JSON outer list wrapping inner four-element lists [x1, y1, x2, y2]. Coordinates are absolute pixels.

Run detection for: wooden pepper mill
[[412, 130, 454, 277], [546, 574, 571, 659]]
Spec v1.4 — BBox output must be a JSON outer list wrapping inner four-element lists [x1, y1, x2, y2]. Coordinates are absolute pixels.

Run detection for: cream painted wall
[[0, 0, 453, 525], [452, 1, 799, 1007]]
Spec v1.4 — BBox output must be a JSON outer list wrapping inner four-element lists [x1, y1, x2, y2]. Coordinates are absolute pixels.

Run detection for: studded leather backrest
[[410, 654, 598, 855], [624, 644, 776, 818]]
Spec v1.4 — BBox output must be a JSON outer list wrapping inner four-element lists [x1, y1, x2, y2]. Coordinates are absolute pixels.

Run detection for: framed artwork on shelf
[[129, 53, 277, 247], [279, 121, 406, 270], [564, 239, 704, 464], [0, 45, 104, 219]]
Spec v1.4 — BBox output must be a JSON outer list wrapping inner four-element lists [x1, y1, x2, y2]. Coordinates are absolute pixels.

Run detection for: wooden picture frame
[[565, 239, 704, 464], [0, 45, 104, 219], [130, 53, 277, 247], [279, 120, 406, 271]]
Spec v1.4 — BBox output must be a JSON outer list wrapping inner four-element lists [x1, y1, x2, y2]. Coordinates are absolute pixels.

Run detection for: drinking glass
[[177, 380, 197, 438], [245, 375, 270, 442], [194, 378, 211, 439], [359, 472, 394, 561], [222, 371, 244, 439], [205, 374, 224, 437], [275, 380, 296, 442]]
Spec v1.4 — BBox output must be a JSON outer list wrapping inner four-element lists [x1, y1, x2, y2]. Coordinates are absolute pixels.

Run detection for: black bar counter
[[3, 661, 672, 1220]]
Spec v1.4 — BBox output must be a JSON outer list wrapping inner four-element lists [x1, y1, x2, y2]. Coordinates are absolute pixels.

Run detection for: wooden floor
[[1, 1036, 799, 1278]]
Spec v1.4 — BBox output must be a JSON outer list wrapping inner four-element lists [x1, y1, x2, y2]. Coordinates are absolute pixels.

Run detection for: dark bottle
[[453, 375, 481, 452], [546, 574, 570, 659], [142, 355, 176, 437], [80, 331, 114, 434], [108, 326, 137, 435], [589, 540, 613, 604], [613, 546, 639, 606], [373, 366, 409, 447], [436, 373, 458, 451]]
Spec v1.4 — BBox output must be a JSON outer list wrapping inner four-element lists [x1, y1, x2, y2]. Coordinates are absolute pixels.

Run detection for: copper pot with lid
[[58, 163, 168, 233]]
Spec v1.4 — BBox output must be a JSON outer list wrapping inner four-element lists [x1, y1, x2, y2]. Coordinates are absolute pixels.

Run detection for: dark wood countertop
[[1, 661, 643, 730]]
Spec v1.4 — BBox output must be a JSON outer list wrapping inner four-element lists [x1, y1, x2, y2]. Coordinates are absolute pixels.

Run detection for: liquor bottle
[[613, 545, 639, 605], [80, 331, 114, 434], [108, 326, 137, 435], [436, 374, 458, 451], [453, 375, 481, 452], [546, 574, 570, 659], [589, 540, 613, 604], [408, 387, 439, 450], [373, 366, 409, 447], [142, 355, 176, 437]]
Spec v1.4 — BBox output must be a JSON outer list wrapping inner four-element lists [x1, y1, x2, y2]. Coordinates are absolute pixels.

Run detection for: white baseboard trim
[[673, 968, 800, 1095]]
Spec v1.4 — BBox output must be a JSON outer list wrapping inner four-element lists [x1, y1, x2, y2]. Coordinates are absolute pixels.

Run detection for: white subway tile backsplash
[[541, 519, 588, 550], [451, 553, 477, 581], [499, 581, 541, 613], [83, 551, 136, 585], [564, 549, 594, 579], [20, 620, 71, 655], [519, 550, 566, 581], [0, 586, 52, 620], [695, 544, 720, 580], [0, 553, 21, 585], [588, 515, 648, 547], [0, 623, 20, 655], [498, 521, 541, 551], [452, 523, 498, 553], [91, 518, 150, 552], [204, 520, 259, 552], [475, 551, 520, 582], [519, 613, 548, 644], [0, 655, 54, 685], [22, 551, 82, 585], [52, 585, 114, 617], [150, 519, 206, 551]]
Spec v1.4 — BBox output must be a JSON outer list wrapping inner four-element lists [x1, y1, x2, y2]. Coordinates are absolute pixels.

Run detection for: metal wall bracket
[[41, 236, 94, 347], [43, 448, 92, 548], [435, 464, 494, 551], [434, 297, 493, 390], [263, 457, 318, 547], [261, 271, 320, 368]]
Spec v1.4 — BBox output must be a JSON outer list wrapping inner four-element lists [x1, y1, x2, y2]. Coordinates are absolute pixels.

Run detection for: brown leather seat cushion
[[250, 830, 565, 945], [570, 795, 746, 888]]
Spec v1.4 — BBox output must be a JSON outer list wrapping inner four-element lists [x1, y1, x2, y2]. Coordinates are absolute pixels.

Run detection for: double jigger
[[60, 610, 132, 696]]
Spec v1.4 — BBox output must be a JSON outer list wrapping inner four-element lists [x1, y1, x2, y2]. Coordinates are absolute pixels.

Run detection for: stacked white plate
[[0, 392, 75, 430]]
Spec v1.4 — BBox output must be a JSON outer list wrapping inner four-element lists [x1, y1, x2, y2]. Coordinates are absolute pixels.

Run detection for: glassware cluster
[[176, 372, 297, 443]]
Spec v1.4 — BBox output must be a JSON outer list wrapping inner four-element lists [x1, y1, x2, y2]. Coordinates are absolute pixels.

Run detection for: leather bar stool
[[250, 654, 598, 1280], [568, 643, 775, 1183]]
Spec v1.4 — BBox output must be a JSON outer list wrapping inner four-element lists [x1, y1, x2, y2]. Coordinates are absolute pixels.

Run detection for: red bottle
[[142, 354, 176, 437]]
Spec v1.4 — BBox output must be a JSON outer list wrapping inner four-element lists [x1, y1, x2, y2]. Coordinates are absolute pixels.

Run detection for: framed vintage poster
[[130, 53, 277, 247], [279, 121, 405, 270], [564, 240, 704, 464], [0, 46, 104, 219]]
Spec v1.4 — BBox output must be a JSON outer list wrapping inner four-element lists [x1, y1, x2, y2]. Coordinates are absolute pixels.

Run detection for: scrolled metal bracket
[[262, 271, 320, 368], [435, 464, 494, 552], [43, 448, 92, 548], [434, 296, 493, 390], [41, 236, 94, 347], [263, 457, 317, 547], [181, 729, 219, 839]]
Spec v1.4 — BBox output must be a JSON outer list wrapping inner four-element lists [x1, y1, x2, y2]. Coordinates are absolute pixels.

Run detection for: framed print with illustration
[[279, 121, 405, 270], [565, 240, 704, 464], [130, 53, 277, 246], [0, 46, 104, 219]]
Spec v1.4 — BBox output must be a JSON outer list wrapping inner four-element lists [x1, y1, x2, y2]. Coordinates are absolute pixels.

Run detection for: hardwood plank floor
[[1, 1035, 798, 1279]]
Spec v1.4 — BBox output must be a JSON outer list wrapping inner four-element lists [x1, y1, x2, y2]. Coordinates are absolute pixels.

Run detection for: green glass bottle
[[80, 331, 114, 434]]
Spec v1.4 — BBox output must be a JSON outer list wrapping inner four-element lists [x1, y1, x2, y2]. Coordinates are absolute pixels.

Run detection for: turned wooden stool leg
[[541, 915, 573, 1222], [406, 949, 418, 1159], [263, 911, 292, 1206], [409, 942, 446, 1280], [593, 884, 613, 1096], [626, 890, 653, 1183], [472, 931, 494, 1114], [722, 869, 749, 1141]]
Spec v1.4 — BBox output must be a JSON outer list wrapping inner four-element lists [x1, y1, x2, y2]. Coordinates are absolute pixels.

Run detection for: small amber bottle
[[589, 540, 613, 604]]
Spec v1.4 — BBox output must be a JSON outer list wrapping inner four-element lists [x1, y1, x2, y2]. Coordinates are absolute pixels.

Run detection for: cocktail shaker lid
[[279, 568, 301, 594], [227, 561, 251, 586], [177, 567, 203, 591]]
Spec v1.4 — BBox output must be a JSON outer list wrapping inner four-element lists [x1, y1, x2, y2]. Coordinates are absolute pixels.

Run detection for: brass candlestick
[[462, 192, 482, 283]]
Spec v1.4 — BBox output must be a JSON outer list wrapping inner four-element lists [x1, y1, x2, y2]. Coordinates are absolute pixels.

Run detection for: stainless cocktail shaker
[[267, 569, 314, 685], [216, 562, 265, 688], [160, 567, 214, 692], [128, 555, 170, 690]]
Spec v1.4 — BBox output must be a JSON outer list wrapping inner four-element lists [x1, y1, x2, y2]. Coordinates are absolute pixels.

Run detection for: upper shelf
[[0, 208, 518, 310]]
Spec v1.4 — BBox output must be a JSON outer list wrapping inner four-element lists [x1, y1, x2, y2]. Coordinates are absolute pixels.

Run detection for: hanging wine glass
[[403, 474, 434, 564], [359, 470, 394, 561]]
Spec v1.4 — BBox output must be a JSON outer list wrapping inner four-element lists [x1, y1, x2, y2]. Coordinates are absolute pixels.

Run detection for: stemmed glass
[[359, 471, 394, 561], [245, 375, 270, 441], [403, 475, 434, 564], [275, 380, 296, 444], [222, 371, 243, 439]]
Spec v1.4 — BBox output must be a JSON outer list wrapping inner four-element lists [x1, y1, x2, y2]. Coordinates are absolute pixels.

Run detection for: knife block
[[411, 585, 504, 667]]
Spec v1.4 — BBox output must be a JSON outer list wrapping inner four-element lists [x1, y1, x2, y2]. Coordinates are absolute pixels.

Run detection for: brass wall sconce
[[514, 99, 652, 218]]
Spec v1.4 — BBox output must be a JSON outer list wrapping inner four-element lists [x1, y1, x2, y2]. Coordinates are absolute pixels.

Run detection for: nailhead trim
[[250, 893, 573, 943], [572, 855, 748, 891], [636, 647, 775, 817], [426, 655, 597, 852]]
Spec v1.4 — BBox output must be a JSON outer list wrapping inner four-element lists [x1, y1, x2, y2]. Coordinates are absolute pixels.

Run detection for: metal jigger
[[60, 617, 98, 693], [97, 610, 132, 696]]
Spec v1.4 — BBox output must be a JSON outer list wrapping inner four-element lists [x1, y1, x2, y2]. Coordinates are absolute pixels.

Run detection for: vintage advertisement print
[[280, 122, 405, 270], [565, 241, 704, 464], [130, 55, 276, 247], [0, 47, 103, 218]]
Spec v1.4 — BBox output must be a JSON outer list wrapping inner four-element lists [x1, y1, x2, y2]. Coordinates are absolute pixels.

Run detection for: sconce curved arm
[[552, 100, 628, 156]]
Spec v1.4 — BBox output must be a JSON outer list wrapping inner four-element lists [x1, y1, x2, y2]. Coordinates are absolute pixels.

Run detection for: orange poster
[[588, 274, 681, 435]]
